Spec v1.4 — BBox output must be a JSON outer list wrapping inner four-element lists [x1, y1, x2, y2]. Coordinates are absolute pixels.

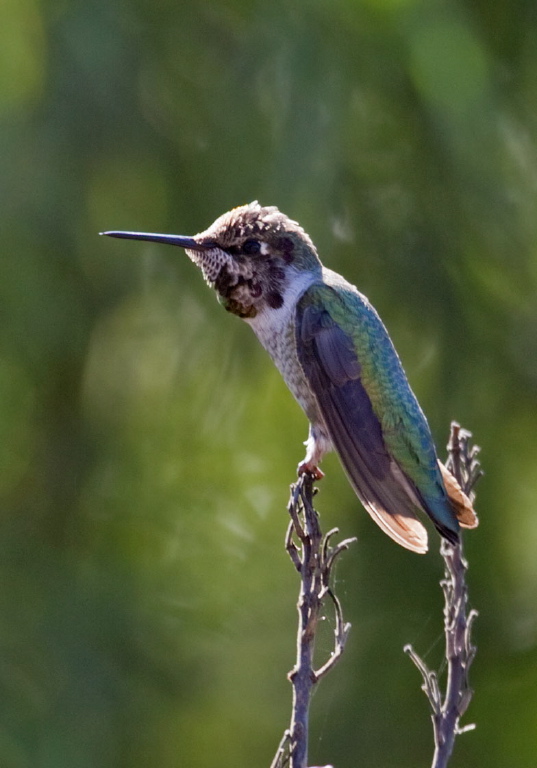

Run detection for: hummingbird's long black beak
[[100, 231, 214, 251]]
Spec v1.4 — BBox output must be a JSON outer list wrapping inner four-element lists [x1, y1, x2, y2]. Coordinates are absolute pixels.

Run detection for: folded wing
[[296, 295, 433, 553]]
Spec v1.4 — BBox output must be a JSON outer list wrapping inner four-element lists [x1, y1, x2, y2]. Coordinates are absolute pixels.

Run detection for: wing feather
[[297, 298, 430, 553]]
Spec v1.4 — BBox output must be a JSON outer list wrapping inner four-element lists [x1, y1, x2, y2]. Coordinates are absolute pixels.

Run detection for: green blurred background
[[2, 0, 537, 765]]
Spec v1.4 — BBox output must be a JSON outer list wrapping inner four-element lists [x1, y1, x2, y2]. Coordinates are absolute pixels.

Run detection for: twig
[[270, 474, 356, 768], [405, 422, 482, 768]]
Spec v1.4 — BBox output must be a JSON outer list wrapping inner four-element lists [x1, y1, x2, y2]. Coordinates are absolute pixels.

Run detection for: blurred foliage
[[1, 0, 537, 765]]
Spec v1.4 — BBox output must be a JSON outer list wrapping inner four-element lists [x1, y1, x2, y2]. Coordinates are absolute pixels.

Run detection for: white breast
[[245, 269, 316, 353], [245, 269, 320, 420]]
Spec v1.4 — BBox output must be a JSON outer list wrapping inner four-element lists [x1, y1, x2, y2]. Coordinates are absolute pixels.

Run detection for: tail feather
[[439, 461, 479, 529], [362, 501, 429, 554], [428, 512, 460, 546]]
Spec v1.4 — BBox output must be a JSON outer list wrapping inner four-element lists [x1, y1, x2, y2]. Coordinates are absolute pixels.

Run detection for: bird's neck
[[245, 269, 318, 346]]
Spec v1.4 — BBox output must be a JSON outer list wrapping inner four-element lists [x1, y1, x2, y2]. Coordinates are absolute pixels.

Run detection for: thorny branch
[[405, 422, 483, 768], [270, 473, 356, 768]]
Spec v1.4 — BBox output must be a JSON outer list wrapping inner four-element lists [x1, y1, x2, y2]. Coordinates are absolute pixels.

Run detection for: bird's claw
[[297, 461, 325, 481]]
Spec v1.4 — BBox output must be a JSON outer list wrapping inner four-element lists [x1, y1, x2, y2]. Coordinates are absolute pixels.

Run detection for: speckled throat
[[186, 244, 288, 319]]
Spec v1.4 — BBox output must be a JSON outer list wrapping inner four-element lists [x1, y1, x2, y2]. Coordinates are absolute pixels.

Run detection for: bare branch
[[406, 422, 482, 768], [446, 421, 484, 499], [270, 474, 356, 768], [270, 730, 291, 768], [314, 584, 353, 681]]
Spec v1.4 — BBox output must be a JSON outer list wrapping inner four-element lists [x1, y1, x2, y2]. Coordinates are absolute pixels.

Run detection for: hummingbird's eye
[[242, 239, 261, 255]]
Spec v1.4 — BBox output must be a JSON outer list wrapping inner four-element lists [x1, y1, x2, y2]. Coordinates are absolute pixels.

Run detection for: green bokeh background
[[2, 0, 537, 765]]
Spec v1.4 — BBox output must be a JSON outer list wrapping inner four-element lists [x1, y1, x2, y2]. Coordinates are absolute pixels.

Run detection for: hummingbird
[[102, 201, 478, 553]]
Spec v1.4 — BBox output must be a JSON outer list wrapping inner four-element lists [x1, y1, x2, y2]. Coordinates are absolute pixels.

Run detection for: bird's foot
[[297, 461, 325, 481]]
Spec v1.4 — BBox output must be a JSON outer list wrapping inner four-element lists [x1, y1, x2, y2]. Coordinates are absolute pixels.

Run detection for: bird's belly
[[248, 310, 323, 426]]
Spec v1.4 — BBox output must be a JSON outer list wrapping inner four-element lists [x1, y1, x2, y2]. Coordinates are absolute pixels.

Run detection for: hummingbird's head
[[102, 202, 322, 319]]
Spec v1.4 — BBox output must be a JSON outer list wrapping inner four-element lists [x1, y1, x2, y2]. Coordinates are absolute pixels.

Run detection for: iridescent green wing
[[295, 281, 458, 550]]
